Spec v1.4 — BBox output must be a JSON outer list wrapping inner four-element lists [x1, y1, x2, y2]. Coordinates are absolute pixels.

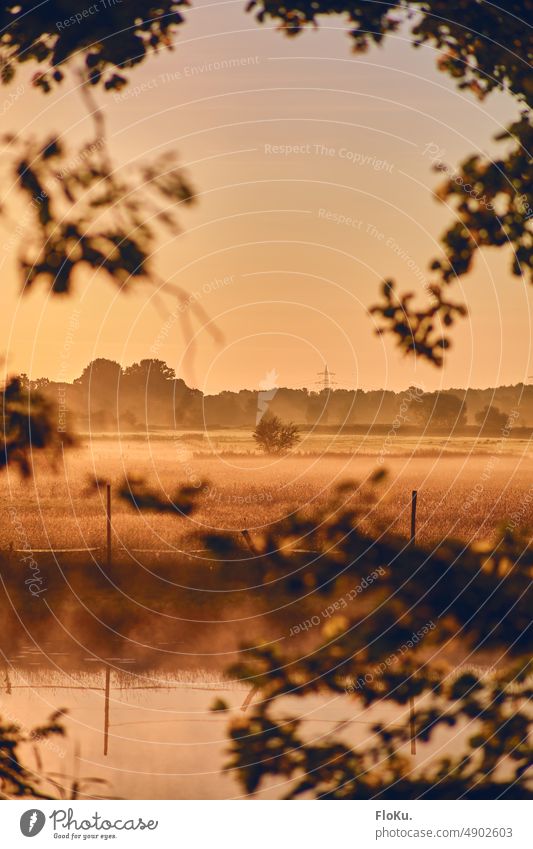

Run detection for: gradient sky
[[1, 0, 530, 394]]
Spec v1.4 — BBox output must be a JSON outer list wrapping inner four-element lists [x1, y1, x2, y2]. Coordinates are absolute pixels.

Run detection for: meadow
[[2, 431, 530, 800], [2, 430, 533, 554]]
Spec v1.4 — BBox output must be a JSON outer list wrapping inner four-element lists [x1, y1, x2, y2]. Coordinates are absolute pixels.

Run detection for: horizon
[[19, 355, 533, 396]]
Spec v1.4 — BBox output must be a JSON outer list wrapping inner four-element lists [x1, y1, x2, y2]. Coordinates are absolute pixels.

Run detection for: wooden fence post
[[409, 489, 418, 755], [410, 489, 418, 544], [241, 528, 258, 554], [241, 685, 259, 712], [103, 666, 111, 756], [106, 483, 112, 567]]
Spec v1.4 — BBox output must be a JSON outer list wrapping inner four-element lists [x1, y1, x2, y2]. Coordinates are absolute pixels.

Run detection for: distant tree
[[74, 358, 122, 401], [122, 359, 175, 384], [72, 358, 122, 429], [121, 359, 176, 427], [253, 415, 300, 454], [476, 405, 509, 433], [413, 392, 467, 431], [248, 2, 532, 363]]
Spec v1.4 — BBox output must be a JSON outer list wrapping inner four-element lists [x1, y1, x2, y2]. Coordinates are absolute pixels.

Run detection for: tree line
[[19, 358, 533, 434]]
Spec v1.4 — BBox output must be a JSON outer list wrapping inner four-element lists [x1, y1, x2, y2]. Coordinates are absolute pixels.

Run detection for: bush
[[253, 415, 300, 454]]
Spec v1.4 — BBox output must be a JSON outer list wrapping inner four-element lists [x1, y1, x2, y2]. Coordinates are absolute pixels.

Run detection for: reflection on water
[[0, 553, 499, 799], [2, 664, 249, 800], [0, 555, 307, 799], [2, 660, 488, 800]]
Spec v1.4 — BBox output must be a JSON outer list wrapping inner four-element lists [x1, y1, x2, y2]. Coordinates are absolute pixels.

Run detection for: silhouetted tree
[[72, 358, 122, 431], [253, 415, 300, 454], [121, 359, 176, 427], [0, 2, 529, 470], [413, 392, 467, 431], [476, 405, 509, 434]]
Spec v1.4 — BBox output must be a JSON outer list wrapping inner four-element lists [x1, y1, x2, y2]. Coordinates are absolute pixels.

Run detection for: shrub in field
[[253, 415, 300, 455]]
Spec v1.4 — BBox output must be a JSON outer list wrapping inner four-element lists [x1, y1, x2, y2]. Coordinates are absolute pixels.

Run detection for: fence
[[4, 488, 423, 755]]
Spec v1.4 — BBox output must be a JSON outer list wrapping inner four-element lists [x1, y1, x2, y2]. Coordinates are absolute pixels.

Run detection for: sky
[[1, 0, 531, 394]]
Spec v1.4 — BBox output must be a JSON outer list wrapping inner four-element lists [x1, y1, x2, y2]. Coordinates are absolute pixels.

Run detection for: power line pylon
[[316, 364, 337, 391]]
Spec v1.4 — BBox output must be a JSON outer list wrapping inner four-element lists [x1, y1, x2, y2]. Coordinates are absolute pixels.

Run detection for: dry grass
[[1, 434, 533, 552]]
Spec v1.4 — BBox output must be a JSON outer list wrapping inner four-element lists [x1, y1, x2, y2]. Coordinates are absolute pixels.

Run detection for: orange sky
[[1, 1, 531, 394]]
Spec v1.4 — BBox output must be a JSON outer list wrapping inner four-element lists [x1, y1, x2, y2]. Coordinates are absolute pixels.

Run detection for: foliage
[[6, 1, 528, 105], [0, 2, 189, 92], [205, 480, 533, 798], [0, 709, 66, 799], [1, 132, 193, 295], [0, 1, 530, 356], [1, 376, 74, 477], [370, 280, 467, 366], [247, 1, 532, 363], [113, 475, 202, 516], [253, 414, 300, 454], [432, 114, 533, 286]]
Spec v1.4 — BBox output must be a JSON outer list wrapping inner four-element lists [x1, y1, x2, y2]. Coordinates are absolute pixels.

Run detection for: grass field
[[2, 432, 533, 553], [81, 427, 533, 458], [2, 433, 530, 800]]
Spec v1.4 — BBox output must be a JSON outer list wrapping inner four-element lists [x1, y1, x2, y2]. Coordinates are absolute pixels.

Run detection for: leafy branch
[[205, 482, 533, 798]]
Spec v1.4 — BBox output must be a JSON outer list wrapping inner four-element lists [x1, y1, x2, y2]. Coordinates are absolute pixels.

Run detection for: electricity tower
[[316, 364, 337, 391]]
